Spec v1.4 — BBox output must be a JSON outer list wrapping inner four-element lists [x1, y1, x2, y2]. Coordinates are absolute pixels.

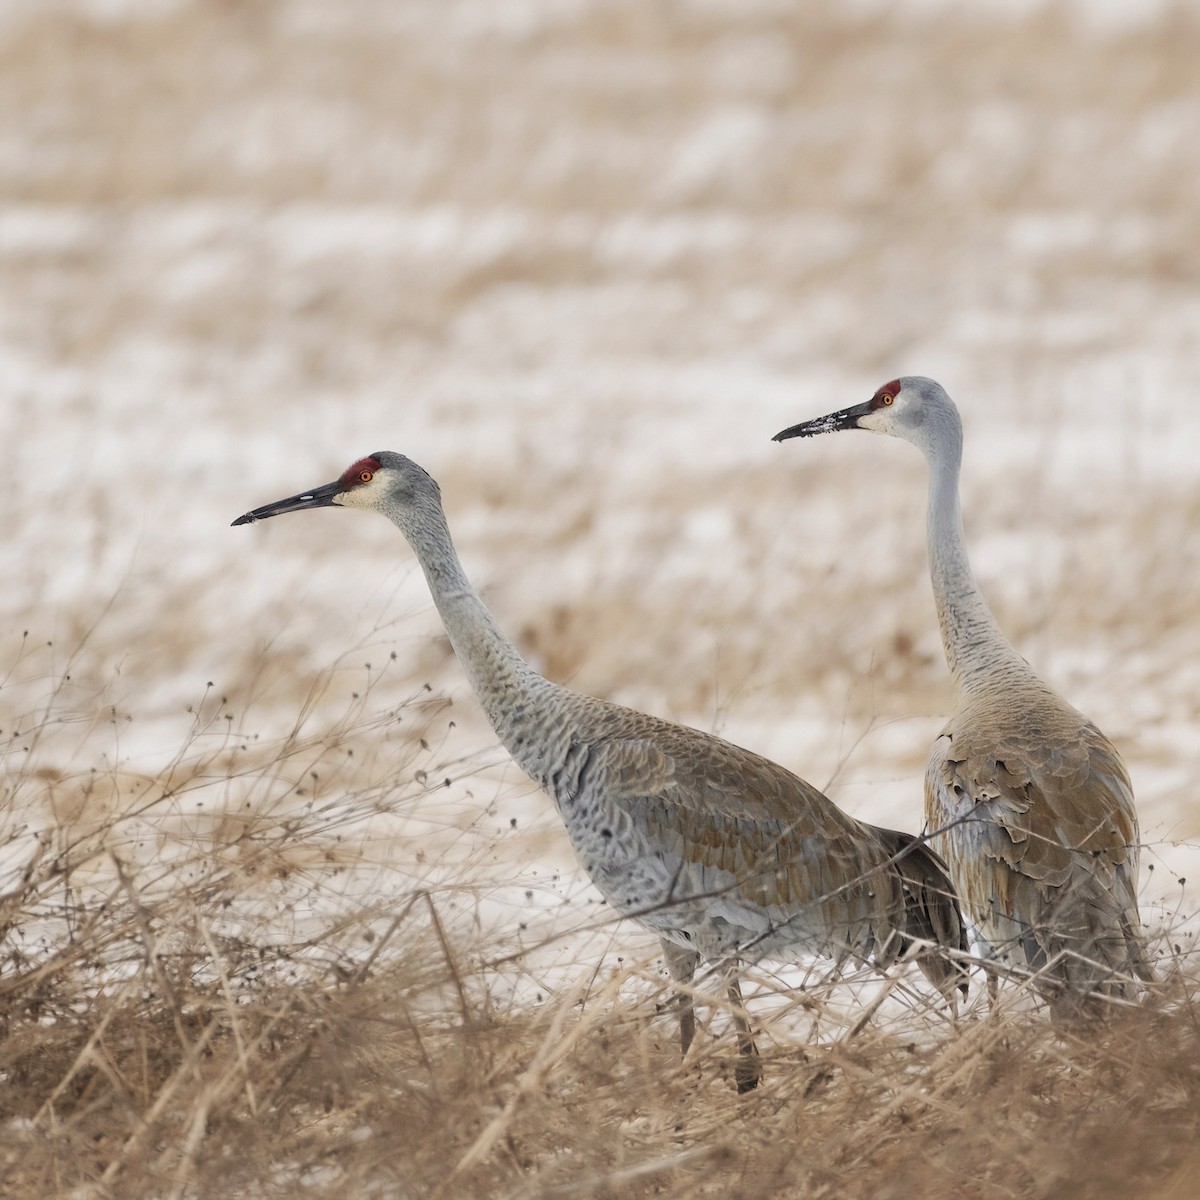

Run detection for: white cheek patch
[[336, 489, 368, 509], [859, 409, 892, 432], [337, 474, 388, 509]]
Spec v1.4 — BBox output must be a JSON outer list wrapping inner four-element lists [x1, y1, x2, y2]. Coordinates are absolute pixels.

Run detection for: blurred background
[[2, 0, 1198, 972]]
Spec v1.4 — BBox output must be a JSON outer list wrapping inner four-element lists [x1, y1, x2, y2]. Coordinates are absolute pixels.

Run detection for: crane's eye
[[358, 470, 373, 483], [880, 393, 894, 406]]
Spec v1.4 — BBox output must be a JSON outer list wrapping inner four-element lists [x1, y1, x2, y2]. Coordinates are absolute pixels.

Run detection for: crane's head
[[231, 451, 439, 526], [772, 376, 959, 450]]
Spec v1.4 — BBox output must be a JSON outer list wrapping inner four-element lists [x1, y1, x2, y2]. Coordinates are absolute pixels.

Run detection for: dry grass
[[2, 635, 1198, 1198], [3, 868, 1200, 1200], [4, 1, 1200, 1196]]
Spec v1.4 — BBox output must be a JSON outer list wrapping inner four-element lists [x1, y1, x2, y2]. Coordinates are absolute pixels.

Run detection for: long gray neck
[[384, 494, 562, 774], [923, 424, 1029, 694]]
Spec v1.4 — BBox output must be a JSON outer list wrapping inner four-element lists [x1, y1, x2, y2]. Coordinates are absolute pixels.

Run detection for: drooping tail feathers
[[881, 829, 970, 999], [1004, 876, 1155, 1021]]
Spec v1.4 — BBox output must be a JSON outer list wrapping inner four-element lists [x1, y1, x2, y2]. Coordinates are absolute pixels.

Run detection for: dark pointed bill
[[231, 480, 340, 526], [772, 400, 873, 442]]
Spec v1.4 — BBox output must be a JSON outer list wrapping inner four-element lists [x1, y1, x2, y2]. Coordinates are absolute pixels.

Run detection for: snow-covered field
[[2, 0, 1199, 1001]]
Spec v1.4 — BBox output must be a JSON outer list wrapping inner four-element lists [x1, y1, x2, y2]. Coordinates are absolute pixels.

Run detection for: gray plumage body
[[502, 675, 955, 971], [234, 450, 967, 1088], [927, 683, 1144, 1001], [776, 376, 1151, 1014]]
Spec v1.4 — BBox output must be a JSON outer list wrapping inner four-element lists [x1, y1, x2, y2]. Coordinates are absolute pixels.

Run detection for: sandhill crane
[[774, 377, 1152, 1016], [233, 451, 967, 1090]]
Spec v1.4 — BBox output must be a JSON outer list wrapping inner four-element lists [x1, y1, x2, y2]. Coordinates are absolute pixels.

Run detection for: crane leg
[[722, 961, 761, 1093], [661, 939, 700, 1056]]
